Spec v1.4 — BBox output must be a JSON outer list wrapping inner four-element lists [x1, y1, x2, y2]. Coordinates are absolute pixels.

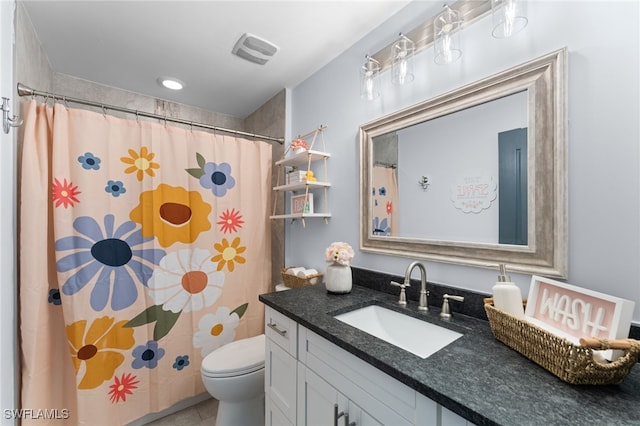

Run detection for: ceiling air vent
[[232, 33, 279, 65]]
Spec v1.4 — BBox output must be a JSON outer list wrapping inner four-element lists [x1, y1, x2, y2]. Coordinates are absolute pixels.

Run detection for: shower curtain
[[372, 165, 398, 236], [19, 101, 272, 425]]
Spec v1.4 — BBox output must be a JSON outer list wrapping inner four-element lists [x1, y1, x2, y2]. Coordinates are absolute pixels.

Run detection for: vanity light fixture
[[491, 0, 528, 38], [434, 4, 463, 65], [157, 77, 184, 91], [361, 55, 381, 101], [391, 33, 415, 85]]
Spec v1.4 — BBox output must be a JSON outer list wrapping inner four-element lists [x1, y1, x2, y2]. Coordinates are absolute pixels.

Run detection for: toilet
[[200, 283, 290, 425], [201, 333, 266, 426]]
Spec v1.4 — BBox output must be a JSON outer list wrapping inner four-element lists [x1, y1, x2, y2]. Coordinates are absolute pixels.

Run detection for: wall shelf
[[273, 181, 331, 192], [270, 126, 331, 227]]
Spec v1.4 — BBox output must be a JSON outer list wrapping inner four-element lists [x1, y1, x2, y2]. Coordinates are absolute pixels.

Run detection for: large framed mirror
[[359, 48, 568, 277]]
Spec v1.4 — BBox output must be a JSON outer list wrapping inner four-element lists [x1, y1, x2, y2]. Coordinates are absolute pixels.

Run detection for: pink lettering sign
[[524, 276, 634, 359]]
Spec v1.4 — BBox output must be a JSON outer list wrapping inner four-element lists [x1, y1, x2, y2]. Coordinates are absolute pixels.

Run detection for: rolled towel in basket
[[286, 267, 305, 276], [297, 268, 319, 284]]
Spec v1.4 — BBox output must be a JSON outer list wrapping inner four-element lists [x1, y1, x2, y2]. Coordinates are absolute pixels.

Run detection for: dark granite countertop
[[259, 284, 640, 426]]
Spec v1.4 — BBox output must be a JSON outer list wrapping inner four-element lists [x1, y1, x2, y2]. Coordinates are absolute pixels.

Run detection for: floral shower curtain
[[19, 101, 271, 425], [372, 165, 398, 236]]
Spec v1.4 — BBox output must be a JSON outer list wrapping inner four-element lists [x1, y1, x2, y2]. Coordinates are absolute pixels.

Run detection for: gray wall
[[287, 1, 640, 322]]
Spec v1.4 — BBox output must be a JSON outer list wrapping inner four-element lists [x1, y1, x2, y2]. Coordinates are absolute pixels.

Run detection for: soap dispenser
[[492, 264, 525, 318]]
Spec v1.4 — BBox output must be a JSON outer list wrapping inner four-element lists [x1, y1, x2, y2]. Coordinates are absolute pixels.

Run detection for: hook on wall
[[2, 97, 23, 134], [418, 175, 431, 190]]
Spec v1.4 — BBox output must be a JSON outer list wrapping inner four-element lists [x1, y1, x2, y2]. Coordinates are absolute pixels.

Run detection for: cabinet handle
[[344, 413, 356, 426], [334, 404, 345, 426], [267, 322, 287, 337]]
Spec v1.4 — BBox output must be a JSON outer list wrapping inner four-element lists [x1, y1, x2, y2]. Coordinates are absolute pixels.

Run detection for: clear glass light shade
[[434, 6, 462, 65], [391, 34, 415, 85], [491, 0, 528, 38], [360, 56, 381, 101]]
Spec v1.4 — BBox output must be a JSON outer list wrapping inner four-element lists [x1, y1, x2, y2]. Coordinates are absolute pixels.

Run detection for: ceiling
[[22, 1, 413, 118]]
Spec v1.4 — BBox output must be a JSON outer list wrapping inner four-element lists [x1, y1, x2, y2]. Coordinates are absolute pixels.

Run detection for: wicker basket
[[484, 299, 640, 385], [280, 268, 322, 289]]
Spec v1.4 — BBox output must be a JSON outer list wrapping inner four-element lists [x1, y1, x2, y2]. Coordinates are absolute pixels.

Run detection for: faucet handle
[[440, 294, 464, 320], [390, 280, 409, 305]]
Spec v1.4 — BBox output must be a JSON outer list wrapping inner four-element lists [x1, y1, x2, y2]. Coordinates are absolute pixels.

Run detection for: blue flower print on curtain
[[131, 340, 165, 369], [78, 152, 101, 170], [55, 214, 166, 311], [105, 180, 126, 197], [48, 288, 61, 306], [172, 355, 190, 371], [186, 153, 236, 197], [372, 216, 391, 236]]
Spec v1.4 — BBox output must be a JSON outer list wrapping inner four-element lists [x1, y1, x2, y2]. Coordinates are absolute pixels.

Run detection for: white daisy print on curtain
[[193, 306, 240, 357], [146, 248, 224, 313]]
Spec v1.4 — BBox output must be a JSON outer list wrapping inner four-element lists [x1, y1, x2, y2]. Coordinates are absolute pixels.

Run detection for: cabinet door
[[265, 337, 297, 421], [347, 400, 384, 426], [441, 406, 476, 426], [297, 363, 348, 426], [266, 394, 294, 426]]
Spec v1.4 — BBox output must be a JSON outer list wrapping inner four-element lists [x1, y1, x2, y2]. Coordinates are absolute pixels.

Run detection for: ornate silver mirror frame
[[359, 48, 568, 277]]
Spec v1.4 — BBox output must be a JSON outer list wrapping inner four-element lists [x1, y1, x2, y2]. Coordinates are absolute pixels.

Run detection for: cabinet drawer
[[265, 306, 298, 356]]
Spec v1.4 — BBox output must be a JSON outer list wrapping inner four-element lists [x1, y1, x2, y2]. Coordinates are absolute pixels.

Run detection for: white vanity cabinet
[[265, 307, 298, 425], [264, 306, 475, 426]]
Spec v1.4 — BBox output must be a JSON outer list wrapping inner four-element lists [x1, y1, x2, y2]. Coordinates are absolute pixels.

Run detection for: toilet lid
[[201, 334, 265, 377]]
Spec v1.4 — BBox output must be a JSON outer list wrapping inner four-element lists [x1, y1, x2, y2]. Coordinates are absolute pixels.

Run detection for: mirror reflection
[[359, 48, 568, 277], [371, 91, 528, 245]]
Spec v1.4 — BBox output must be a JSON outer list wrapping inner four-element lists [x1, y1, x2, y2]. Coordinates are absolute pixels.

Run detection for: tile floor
[[144, 398, 218, 426]]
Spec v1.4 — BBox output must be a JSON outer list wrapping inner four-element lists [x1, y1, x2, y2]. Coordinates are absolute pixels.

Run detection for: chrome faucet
[[392, 261, 428, 310]]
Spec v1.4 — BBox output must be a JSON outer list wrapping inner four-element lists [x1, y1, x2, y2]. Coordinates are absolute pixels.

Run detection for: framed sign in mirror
[[359, 48, 568, 277]]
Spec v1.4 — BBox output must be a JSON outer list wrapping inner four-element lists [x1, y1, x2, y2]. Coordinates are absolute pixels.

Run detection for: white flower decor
[[325, 242, 354, 266]]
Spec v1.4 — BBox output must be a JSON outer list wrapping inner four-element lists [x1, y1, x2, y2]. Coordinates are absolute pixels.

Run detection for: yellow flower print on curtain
[[121, 146, 160, 181], [211, 237, 246, 272], [129, 184, 212, 247], [66, 316, 135, 390]]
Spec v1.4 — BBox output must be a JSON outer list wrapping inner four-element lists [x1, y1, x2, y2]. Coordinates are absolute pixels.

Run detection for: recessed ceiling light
[[157, 77, 185, 90]]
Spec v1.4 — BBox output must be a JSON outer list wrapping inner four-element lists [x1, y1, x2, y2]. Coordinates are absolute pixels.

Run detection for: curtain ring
[[164, 114, 167, 127], [62, 96, 69, 110], [190, 121, 194, 133], [101, 105, 107, 117], [135, 110, 139, 122]]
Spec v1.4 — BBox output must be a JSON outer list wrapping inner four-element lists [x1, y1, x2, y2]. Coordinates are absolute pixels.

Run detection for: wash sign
[[524, 275, 634, 360]]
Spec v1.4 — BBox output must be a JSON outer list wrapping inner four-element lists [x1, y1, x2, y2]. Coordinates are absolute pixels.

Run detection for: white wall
[[0, 1, 17, 423], [287, 1, 640, 322]]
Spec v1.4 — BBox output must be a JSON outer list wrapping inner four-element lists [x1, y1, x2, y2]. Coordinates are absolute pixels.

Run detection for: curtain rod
[[16, 83, 285, 144]]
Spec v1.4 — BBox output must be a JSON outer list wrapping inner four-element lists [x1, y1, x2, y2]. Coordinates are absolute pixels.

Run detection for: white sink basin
[[334, 305, 462, 359]]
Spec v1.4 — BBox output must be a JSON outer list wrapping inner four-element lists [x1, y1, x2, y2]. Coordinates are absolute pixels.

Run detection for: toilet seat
[[201, 334, 265, 378]]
